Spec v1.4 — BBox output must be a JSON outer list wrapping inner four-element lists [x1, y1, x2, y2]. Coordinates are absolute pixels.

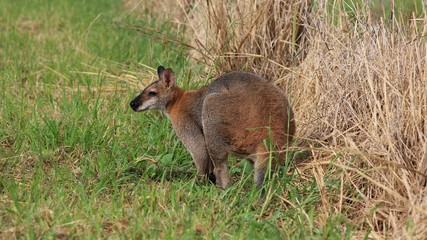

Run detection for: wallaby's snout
[[130, 95, 140, 112]]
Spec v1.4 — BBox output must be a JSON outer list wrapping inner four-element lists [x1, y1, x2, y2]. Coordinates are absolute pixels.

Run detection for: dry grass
[[132, 0, 427, 238], [181, 0, 311, 79], [293, 16, 427, 238]]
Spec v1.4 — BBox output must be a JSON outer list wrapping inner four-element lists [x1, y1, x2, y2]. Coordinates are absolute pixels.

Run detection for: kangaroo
[[130, 66, 295, 189]]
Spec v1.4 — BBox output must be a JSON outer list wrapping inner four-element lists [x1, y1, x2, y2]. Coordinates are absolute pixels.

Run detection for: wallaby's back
[[201, 72, 295, 188], [204, 71, 295, 153]]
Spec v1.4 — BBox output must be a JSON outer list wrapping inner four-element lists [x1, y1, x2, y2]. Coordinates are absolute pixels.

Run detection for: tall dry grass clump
[[289, 7, 427, 238], [180, 0, 311, 79]]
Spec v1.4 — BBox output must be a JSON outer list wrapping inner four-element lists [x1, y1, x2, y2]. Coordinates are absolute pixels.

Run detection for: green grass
[[0, 0, 358, 239]]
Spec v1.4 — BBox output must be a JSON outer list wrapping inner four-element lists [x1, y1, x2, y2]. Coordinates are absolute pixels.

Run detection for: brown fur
[[130, 66, 295, 189]]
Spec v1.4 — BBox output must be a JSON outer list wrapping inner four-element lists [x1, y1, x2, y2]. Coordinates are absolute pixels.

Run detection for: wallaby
[[130, 66, 295, 189]]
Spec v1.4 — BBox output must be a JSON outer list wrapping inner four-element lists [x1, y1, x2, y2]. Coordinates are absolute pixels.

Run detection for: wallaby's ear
[[157, 66, 166, 76], [161, 68, 175, 89]]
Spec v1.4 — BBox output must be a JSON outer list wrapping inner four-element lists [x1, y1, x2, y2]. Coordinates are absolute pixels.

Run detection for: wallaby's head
[[130, 66, 176, 112]]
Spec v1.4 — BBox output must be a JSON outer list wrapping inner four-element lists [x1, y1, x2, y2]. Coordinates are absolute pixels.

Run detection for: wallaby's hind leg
[[187, 144, 213, 183], [204, 131, 231, 189], [213, 157, 230, 189], [173, 121, 214, 184], [202, 93, 233, 189], [254, 144, 276, 189]]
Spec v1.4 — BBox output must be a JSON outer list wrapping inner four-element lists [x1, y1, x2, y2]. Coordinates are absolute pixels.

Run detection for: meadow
[[1, 0, 426, 239]]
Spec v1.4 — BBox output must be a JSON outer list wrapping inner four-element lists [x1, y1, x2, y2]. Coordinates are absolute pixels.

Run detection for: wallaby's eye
[[148, 91, 157, 97]]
